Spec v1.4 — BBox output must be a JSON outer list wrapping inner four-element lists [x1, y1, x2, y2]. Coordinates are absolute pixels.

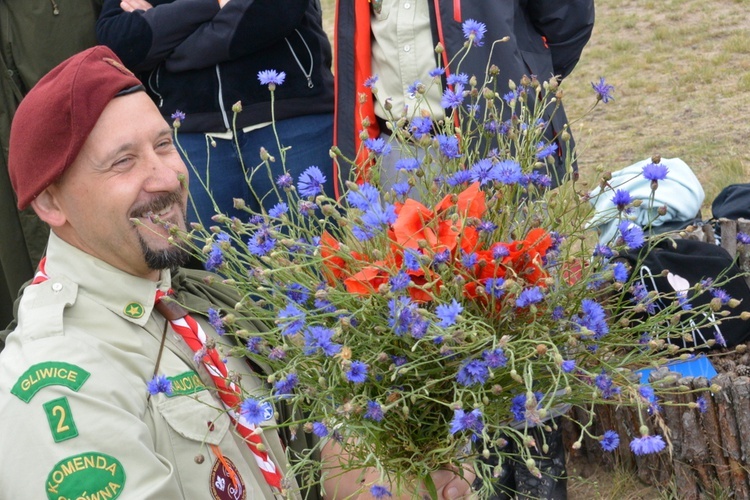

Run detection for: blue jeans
[[177, 113, 335, 225]]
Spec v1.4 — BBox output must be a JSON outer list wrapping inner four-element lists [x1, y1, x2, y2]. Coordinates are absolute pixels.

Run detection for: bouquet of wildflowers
[[178, 20, 743, 499]]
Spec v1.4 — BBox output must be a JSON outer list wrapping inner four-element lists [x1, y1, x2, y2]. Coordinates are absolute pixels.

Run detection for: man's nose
[[143, 152, 184, 193]]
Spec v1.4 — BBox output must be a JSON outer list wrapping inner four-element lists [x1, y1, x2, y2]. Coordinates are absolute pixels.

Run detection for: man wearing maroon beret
[[0, 46, 473, 499]]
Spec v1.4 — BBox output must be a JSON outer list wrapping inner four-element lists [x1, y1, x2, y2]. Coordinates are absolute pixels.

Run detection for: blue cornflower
[[346, 183, 380, 210], [247, 226, 276, 256], [268, 202, 288, 218], [738, 232, 750, 245], [510, 392, 543, 421], [447, 170, 473, 186], [208, 308, 224, 335], [436, 134, 461, 158], [171, 110, 186, 122], [362, 203, 397, 230], [561, 359, 576, 373], [612, 261, 629, 282], [389, 270, 411, 292], [594, 244, 615, 259], [216, 232, 230, 243], [274, 373, 298, 395], [461, 251, 478, 268], [696, 396, 708, 413], [631, 282, 657, 314], [240, 398, 270, 425], [618, 221, 645, 249], [404, 249, 421, 271], [528, 171, 552, 188], [395, 157, 420, 172], [392, 182, 411, 197], [477, 220, 497, 233], [432, 249, 451, 267], [485, 278, 506, 299], [595, 371, 620, 399], [469, 158, 499, 185], [436, 299, 463, 328], [268, 346, 286, 361], [591, 77, 614, 103], [276, 172, 293, 189], [483, 348, 507, 368], [535, 141, 558, 160], [449, 408, 484, 439], [492, 245, 510, 259], [496, 159, 523, 185], [364, 75, 379, 88], [638, 385, 655, 402], [370, 485, 392, 498], [551, 306, 565, 321], [441, 83, 465, 109], [303, 326, 341, 356], [575, 299, 609, 339], [410, 317, 429, 339], [406, 80, 422, 96], [298, 200, 318, 217], [298, 166, 327, 198], [462, 19, 487, 46], [447, 73, 469, 85], [642, 162, 669, 182], [346, 361, 368, 383], [147, 374, 173, 396], [246, 336, 263, 353], [257, 69, 286, 87], [364, 137, 392, 156], [364, 401, 385, 422], [502, 90, 517, 105], [388, 297, 417, 336], [286, 283, 310, 304], [277, 303, 306, 336], [409, 116, 433, 139], [312, 421, 329, 438], [351, 225, 375, 241], [611, 189, 632, 211], [466, 103, 480, 116], [456, 359, 489, 386], [711, 287, 732, 305], [600, 430, 620, 452], [429, 67, 445, 77], [205, 244, 224, 272], [516, 287, 544, 308], [630, 434, 666, 455]]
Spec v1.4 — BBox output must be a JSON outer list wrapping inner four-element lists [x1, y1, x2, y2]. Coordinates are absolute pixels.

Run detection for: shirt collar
[[44, 231, 172, 326]]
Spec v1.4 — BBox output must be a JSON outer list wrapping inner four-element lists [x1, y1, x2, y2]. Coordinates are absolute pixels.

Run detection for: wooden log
[[713, 372, 749, 496], [674, 377, 713, 494], [692, 377, 732, 492], [719, 219, 738, 258]]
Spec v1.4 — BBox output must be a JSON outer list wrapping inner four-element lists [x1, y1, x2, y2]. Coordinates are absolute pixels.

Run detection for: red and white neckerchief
[[31, 258, 282, 490], [155, 288, 283, 490]]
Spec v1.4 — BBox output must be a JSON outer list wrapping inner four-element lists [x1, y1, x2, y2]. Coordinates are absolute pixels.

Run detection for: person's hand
[[120, 0, 153, 12], [218, 0, 231, 8]]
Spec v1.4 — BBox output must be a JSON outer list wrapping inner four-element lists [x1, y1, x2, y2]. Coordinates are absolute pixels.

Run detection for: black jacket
[[334, 0, 595, 184], [97, 0, 334, 133]]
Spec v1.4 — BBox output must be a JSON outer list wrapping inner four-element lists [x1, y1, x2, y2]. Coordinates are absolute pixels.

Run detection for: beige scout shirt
[[0, 232, 299, 499], [370, 0, 444, 122]]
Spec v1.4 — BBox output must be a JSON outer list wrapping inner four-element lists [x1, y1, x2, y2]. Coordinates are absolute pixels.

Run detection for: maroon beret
[[9, 45, 143, 210]]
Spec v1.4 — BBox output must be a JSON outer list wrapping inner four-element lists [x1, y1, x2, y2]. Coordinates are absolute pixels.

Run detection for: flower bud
[[729, 298, 741, 308], [657, 205, 668, 216], [434, 42, 444, 54], [232, 101, 243, 113], [652, 154, 661, 164]]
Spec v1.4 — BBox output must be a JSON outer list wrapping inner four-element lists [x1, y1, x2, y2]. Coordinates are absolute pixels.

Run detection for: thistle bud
[[233, 198, 246, 210], [489, 64, 500, 76], [232, 101, 243, 114]]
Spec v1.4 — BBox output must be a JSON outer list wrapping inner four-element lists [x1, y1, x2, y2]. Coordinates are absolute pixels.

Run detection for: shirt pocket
[[158, 391, 230, 444]]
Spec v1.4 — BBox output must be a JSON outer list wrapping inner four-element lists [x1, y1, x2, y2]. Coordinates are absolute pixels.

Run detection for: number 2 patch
[[42, 397, 79, 443]]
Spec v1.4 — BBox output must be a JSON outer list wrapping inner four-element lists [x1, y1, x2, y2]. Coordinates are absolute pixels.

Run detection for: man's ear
[[30, 188, 67, 228]]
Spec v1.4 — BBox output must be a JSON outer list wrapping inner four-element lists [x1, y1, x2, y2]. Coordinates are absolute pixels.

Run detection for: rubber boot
[[513, 419, 567, 500]]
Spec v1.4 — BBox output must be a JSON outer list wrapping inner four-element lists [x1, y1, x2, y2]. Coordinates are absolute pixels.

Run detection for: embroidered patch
[[210, 456, 246, 500], [43, 397, 79, 443], [11, 362, 90, 403], [46, 452, 126, 499], [166, 371, 206, 397], [123, 302, 145, 319]]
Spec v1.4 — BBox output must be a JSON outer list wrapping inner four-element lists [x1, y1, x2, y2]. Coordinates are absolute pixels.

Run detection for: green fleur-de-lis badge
[[124, 302, 145, 319]]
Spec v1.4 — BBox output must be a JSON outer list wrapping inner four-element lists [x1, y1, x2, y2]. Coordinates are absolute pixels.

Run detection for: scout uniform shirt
[[0, 232, 300, 499]]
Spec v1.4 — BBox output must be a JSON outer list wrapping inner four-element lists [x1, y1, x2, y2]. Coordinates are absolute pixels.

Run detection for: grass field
[[319, 0, 750, 497]]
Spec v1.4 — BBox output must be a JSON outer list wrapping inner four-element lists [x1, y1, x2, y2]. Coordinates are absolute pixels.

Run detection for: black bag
[[620, 238, 750, 349], [712, 183, 750, 220]]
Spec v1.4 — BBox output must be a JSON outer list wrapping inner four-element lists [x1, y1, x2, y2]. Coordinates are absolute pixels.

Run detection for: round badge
[[209, 456, 246, 500], [123, 302, 145, 319]]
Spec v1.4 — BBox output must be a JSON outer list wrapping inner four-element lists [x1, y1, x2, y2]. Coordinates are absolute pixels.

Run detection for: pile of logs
[[563, 219, 750, 497]]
